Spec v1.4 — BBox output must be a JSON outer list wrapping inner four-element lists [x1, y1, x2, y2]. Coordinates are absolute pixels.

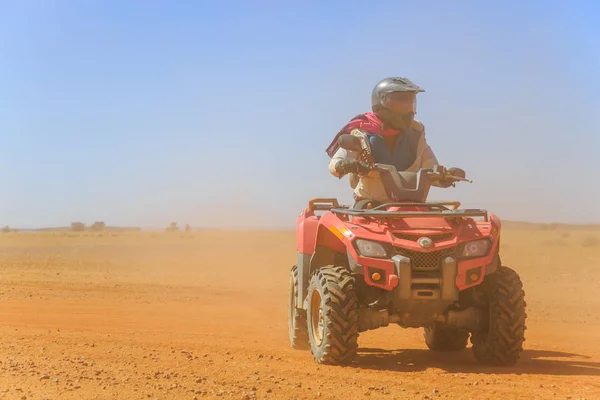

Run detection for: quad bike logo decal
[[418, 237, 433, 248]]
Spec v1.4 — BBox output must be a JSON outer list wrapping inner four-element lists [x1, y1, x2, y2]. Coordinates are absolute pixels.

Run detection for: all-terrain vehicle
[[288, 133, 526, 366]]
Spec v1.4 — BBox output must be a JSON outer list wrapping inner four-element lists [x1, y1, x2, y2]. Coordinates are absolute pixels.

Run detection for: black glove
[[334, 159, 372, 176], [436, 167, 466, 187], [436, 178, 454, 188], [448, 167, 466, 179]]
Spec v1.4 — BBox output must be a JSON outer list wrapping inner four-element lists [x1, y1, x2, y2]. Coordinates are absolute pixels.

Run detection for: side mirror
[[337, 134, 363, 152]]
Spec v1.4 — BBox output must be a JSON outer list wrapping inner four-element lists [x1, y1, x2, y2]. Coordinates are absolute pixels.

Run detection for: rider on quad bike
[[286, 77, 526, 368], [326, 77, 457, 204]]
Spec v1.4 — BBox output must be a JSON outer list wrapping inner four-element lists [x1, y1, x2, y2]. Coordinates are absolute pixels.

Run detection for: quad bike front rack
[[330, 202, 489, 222]]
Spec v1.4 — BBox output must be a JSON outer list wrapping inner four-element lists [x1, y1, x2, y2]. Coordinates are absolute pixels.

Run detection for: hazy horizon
[[2, 1, 599, 229]]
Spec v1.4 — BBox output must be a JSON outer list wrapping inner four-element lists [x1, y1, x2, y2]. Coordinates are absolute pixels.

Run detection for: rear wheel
[[306, 266, 359, 364], [424, 323, 469, 351], [288, 265, 309, 350], [471, 265, 527, 365]]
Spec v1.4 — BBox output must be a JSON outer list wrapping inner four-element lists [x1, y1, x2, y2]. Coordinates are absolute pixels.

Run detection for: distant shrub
[[71, 222, 85, 232], [90, 221, 106, 231], [166, 222, 179, 232], [2, 226, 10, 233]]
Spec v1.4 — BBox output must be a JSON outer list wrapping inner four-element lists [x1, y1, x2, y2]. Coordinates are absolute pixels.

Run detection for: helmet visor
[[382, 92, 417, 114]]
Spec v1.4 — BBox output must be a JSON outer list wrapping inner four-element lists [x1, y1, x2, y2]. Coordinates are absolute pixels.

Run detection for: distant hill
[[502, 220, 600, 231], [4, 221, 600, 233], [33, 226, 142, 232]]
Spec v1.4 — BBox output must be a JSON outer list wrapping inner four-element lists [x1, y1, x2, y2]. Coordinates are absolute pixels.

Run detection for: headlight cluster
[[460, 239, 491, 258], [355, 239, 388, 258], [354, 238, 492, 260]]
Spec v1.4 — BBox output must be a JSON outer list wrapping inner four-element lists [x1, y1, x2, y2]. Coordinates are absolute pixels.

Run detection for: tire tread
[[471, 265, 527, 366], [289, 265, 310, 350], [308, 266, 359, 364]]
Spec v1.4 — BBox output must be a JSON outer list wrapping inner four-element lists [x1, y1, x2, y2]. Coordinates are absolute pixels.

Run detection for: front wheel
[[288, 265, 309, 350], [471, 265, 527, 365], [306, 266, 359, 365]]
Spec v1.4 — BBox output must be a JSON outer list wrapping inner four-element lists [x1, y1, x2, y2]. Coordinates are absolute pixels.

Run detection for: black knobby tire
[[424, 324, 469, 352], [306, 266, 359, 365], [471, 265, 527, 366], [288, 265, 310, 350]]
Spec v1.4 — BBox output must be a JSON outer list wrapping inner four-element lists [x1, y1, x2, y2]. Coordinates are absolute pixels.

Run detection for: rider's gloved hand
[[448, 167, 466, 179], [334, 159, 372, 176], [437, 178, 454, 188]]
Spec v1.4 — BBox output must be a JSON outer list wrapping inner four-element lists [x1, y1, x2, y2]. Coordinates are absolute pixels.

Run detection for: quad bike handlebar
[[364, 164, 472, 184], [337, 133, 472, 185], [424, 166, 473, 184], [337, 133, 474, 202]]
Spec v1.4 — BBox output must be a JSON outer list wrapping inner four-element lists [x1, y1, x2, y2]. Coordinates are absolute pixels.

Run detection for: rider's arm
[[328, 147, 359, 178], [415, 130, 453, 188], [420, 145, 440, 169], [423, 146, 454, 188]]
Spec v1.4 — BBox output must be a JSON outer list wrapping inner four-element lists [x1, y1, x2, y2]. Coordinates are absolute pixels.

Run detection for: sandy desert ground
[[1, 227, 599, 400]]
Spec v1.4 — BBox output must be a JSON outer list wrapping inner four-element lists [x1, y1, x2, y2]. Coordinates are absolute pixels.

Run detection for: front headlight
[[460, 239, 491, 258], [355, 239, 388, 258]]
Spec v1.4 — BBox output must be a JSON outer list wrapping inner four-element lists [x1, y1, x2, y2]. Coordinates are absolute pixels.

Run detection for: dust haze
[[1, 226, 599, 399], [2, 2, 600, 400]]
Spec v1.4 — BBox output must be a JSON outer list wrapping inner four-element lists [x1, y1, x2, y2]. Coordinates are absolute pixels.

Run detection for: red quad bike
[[288, 134, 526, 366]]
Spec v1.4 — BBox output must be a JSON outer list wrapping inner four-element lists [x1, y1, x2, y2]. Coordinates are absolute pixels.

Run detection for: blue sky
[[1, 0, 599, 228]]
